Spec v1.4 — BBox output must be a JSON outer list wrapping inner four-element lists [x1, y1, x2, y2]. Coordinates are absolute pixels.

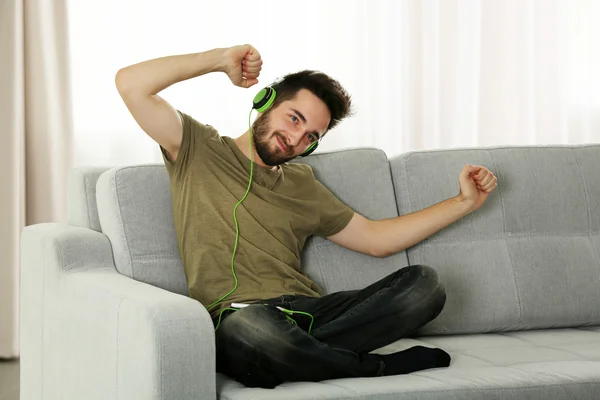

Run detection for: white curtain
[[0, 0, 72, 358], [67, 0, 599, 168]]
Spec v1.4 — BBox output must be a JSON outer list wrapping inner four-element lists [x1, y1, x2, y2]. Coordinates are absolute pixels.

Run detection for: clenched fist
[[222, 44, 263, 88], [458, 164, 498, 212]]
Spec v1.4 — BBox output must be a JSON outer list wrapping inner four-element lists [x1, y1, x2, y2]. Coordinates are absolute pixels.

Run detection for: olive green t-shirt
[[161, 111, 355, 319]]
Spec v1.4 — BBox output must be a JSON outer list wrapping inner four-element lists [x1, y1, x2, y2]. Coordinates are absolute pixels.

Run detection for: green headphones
[[252, 83, 320, 157]]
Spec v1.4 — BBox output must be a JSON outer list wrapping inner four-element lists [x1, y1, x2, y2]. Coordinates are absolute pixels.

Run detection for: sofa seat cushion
[[216, 327, 600, 400]]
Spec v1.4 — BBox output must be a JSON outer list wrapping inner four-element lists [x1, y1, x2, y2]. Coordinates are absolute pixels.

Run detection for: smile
[[276, 136, 288, 152]]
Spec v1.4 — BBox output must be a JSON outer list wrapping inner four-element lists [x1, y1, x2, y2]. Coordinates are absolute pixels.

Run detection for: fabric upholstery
[[390, 145, 600, 335], [95, 165, 189, 296], [67, 166, 112, 231], [20, 223, 215, 400], [292, 148, 409, 293], [217, 327, 600, 400]]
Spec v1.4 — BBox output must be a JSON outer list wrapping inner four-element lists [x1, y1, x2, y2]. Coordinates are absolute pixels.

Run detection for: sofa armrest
[[20, 223, 216, 400]]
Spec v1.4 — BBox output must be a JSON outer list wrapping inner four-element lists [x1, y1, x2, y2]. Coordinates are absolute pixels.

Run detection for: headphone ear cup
[[253, 86, 276, 113], [300, 142, 319, 157]]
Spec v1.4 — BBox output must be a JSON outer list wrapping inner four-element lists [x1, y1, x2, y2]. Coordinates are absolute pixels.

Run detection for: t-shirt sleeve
[[160, 110, 219, 181], [313, 179, 356, 238]]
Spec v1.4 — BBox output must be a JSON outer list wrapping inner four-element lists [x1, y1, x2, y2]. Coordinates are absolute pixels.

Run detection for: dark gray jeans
[[213, 264, 447, 388]]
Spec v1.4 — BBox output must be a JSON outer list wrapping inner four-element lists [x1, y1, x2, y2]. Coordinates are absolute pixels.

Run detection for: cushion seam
[[457, 351, 501, 367], [574, 149, 600, 283], [573, 149, 593, 239], [133, 254, 179, 260], [419, 232, 599, 245], [496, 333, 590, 361], [489, 149, 523, 324]]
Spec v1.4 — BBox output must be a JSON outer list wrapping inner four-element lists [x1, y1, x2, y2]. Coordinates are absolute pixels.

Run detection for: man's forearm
[[375, 196, 474, 257], [115, 48, 227, 96]]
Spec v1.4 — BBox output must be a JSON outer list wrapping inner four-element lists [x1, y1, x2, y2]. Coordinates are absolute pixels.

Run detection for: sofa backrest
[[67, 166, 112, 232], [95, 165, 189, 295], [390, 144, 600, 335], [291, 148, 408, 293], [90, 147, 408, 300]]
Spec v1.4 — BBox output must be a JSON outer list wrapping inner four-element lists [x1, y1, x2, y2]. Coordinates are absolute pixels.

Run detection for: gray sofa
[[20, 143, 600, 399]]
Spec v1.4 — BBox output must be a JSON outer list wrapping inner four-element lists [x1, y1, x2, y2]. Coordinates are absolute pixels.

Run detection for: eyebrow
[[290, 108, 321, 139]]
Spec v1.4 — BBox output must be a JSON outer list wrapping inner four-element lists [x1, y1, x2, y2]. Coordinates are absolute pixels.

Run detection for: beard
[[251, 111, 296, 166]]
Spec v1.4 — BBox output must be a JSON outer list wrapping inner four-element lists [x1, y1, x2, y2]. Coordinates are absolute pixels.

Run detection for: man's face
[[252, 89, 331, 166]]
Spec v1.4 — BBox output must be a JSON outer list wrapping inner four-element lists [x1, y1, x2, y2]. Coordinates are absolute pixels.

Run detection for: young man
[[115, 44, 498, 388]]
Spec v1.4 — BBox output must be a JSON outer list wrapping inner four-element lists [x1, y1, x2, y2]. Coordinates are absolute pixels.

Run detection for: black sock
[[378, 345, 451, 376]]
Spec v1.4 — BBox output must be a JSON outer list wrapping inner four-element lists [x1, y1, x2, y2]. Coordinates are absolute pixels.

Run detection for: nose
[[285, 129, 305, 148]]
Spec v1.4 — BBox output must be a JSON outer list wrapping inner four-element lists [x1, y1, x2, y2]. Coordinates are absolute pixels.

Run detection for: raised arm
[[115, 45, 262, 161]]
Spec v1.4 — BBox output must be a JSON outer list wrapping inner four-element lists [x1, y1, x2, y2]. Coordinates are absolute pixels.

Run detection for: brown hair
[[271, 70, 354, 132]]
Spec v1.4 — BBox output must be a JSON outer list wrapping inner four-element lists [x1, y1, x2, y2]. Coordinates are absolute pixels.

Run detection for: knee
[[406, 264, 443, 290], [216, 305, 282, 345], [414, 264, 446, 314], [216, 305, 302, 355], [397, 265, 446, 314]]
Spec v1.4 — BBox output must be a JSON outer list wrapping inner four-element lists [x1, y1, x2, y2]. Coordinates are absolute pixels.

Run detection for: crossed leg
[[214, 265, 449, 388]]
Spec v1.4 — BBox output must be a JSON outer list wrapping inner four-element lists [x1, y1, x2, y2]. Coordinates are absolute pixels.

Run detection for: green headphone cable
[[214, 306, 315, 334], [208, 96, 315, 334], [207, 109, 255, 313]]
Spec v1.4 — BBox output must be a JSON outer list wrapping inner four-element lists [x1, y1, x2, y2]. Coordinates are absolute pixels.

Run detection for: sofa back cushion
[[390, 145, 600, 335], [67, 166, 112, 232], [292, 148, 408, 293], [94, 148, 408, 299], [96, 165, 189, 295]]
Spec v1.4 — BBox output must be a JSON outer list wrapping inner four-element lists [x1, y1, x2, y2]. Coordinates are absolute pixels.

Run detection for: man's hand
[[457, 164, 498, 212], [222, 44, 263, 88]]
